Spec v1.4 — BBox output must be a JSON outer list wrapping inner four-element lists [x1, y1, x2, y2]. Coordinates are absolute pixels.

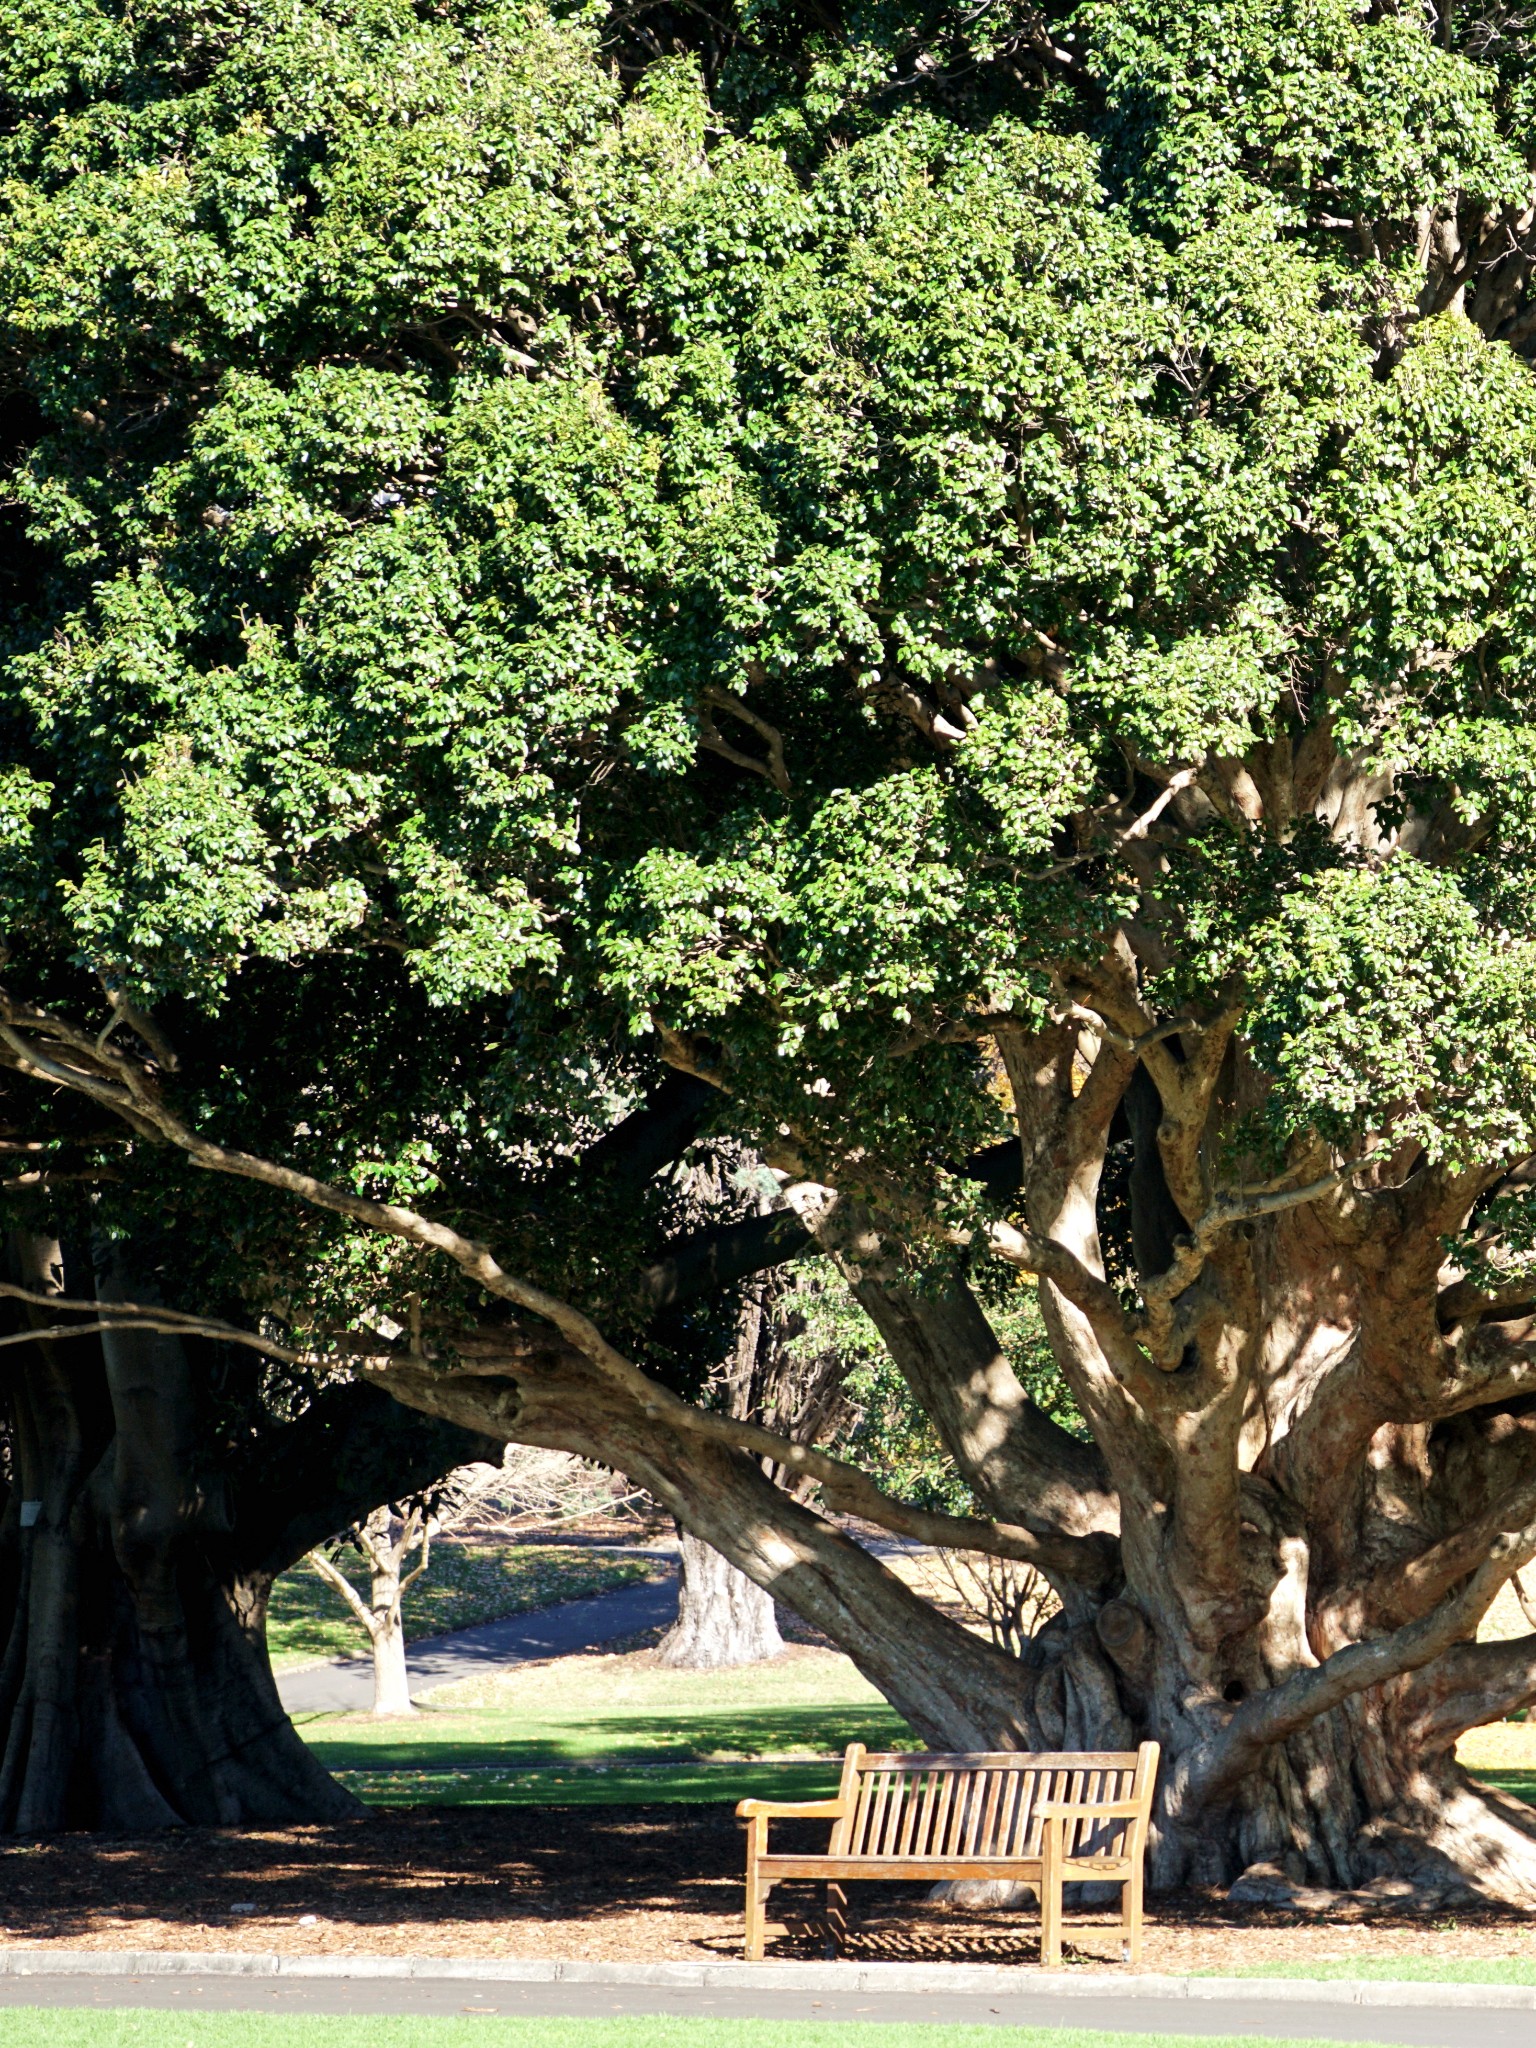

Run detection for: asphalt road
[[0, 1976, 1521, 2042], [276, 1570, 680, 1714]]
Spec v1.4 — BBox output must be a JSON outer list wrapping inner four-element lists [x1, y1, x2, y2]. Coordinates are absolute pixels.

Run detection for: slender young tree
[[12, 0, 1536, 1901], [308, 1499, 439, 1717]]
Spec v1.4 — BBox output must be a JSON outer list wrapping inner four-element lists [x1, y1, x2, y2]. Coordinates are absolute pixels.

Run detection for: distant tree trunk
[[654, 1275, 819, 1671], [369, 1602, 415, 1716], [308, 1501, 437, 1717], [657, 1528, 784, 1669]]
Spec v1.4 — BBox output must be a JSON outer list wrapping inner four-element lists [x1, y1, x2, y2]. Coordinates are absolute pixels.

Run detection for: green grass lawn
[[281, 1577, 1536, 1827], [1211, 1958, 1536, 1983], [266, 1542, 656, 1671], [1473, 1769, 1536, 1803], [297, 1643, 911, 1804], [0, 2018, 1372, 2048]]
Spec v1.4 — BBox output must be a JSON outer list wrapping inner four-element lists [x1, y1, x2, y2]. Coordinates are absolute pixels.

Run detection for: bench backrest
[[827, 1744, 1157, 1863]]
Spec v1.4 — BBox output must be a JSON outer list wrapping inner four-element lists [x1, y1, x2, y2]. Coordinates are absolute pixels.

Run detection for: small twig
[[0, 1281, 383, 1370], [1023, 767, 1200, 884], [698, 687, 791, 794]]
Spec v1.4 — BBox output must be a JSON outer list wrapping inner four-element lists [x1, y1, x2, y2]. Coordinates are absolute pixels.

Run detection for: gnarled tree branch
[[1180, 1517, 1536, 1808]]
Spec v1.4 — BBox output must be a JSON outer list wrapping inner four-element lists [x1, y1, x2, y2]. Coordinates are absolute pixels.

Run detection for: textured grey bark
[[658, 1528, 785, 1669]]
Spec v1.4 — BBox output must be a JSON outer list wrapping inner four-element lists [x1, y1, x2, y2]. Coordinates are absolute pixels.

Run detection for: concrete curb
[[0, 1950, 1530, 2009]]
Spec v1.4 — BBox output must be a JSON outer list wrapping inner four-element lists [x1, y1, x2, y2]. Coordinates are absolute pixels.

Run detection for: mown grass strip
[[0, 2013, 1378, 2048], [1208, 1958, 1536, 1984], [334, 1758, 844, 1806]]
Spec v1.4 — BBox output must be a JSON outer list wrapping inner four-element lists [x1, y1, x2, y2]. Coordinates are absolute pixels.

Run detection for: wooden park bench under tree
[[737, 1742, 1160, 1966]]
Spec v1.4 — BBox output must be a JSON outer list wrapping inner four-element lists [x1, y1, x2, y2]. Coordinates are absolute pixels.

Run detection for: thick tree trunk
[[0, 1238, 497, 1832], [17, 978, 1536, 1895], [658, 1529, 785, 1669], [0, 1237, 358, 1829]]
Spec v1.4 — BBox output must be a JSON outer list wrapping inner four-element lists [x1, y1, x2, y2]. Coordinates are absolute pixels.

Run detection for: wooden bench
[[737, 1741, 1159, 1966]]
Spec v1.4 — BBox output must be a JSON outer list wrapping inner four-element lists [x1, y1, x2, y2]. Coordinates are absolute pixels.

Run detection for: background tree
[[11, 0, 1536, 1904], [308, 1496, 444, 1717]]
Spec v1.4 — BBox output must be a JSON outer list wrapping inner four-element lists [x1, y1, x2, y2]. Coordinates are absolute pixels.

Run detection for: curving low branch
[[1399, 1632, 1536, 1756], [0, 1281, 337, 1368], [0, 987, 1119, 1587], [1370, 1470, 1536, 1627]]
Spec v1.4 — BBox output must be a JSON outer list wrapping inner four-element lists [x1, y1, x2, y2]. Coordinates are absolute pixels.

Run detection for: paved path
[[276, 1572, 679, 1715], [0, 1973, 1516, 2039], [275, 1528, 926, 1717]]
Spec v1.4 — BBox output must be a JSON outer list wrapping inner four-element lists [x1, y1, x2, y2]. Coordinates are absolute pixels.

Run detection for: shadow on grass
[[1472, 1770, 1536, 1801], [305, 1705, 911, 1773]]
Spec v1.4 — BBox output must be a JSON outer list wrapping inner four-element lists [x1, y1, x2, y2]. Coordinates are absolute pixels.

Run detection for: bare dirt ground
[[0, 1805, 1532, 1972]]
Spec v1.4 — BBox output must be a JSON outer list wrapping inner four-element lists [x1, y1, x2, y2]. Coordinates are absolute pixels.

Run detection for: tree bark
[[367, 1247, 1536, 1910], [658, 1529, 785, 1669], [0, 1236, 356, 1828], [368, 1601, 416, 1716]]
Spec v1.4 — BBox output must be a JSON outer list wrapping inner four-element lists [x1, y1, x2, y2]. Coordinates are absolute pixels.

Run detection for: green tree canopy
[[10, 0, 1536, 1896]]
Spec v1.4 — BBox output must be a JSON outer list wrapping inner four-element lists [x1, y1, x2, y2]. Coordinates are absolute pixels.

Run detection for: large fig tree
[[10, 0, 1536, 1900]]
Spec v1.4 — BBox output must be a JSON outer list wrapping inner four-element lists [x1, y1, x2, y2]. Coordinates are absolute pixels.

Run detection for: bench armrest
[[736, 1797, 846, 1820], [1037, 1798, 1144, 1821]]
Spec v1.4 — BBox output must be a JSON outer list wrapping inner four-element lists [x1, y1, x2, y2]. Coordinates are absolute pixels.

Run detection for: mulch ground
[[1, 1805, 1535, 1970]]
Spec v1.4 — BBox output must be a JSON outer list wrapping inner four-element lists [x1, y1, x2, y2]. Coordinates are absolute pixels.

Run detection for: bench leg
[[744, 1818, 769, 1961], [822, 1881, 847, 1959], [744, 1873, 771, 1961], [1121, 1860, 1143, 1968], [1040, 1815, 1064, 1969]]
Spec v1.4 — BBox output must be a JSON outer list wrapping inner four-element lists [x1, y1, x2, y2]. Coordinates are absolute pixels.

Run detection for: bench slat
[[927, 1765, 955, 1858], [761, 1854, 1046, 1882], [856, 1751, 1144, 1769], [861, 1767, 889, 1857], [758, 1854, 1135, 1882], [896, 1769, 920, 1856]]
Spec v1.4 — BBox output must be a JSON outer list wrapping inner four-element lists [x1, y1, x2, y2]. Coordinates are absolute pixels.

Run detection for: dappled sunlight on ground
[[2, 1806, 1536, 1970]]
